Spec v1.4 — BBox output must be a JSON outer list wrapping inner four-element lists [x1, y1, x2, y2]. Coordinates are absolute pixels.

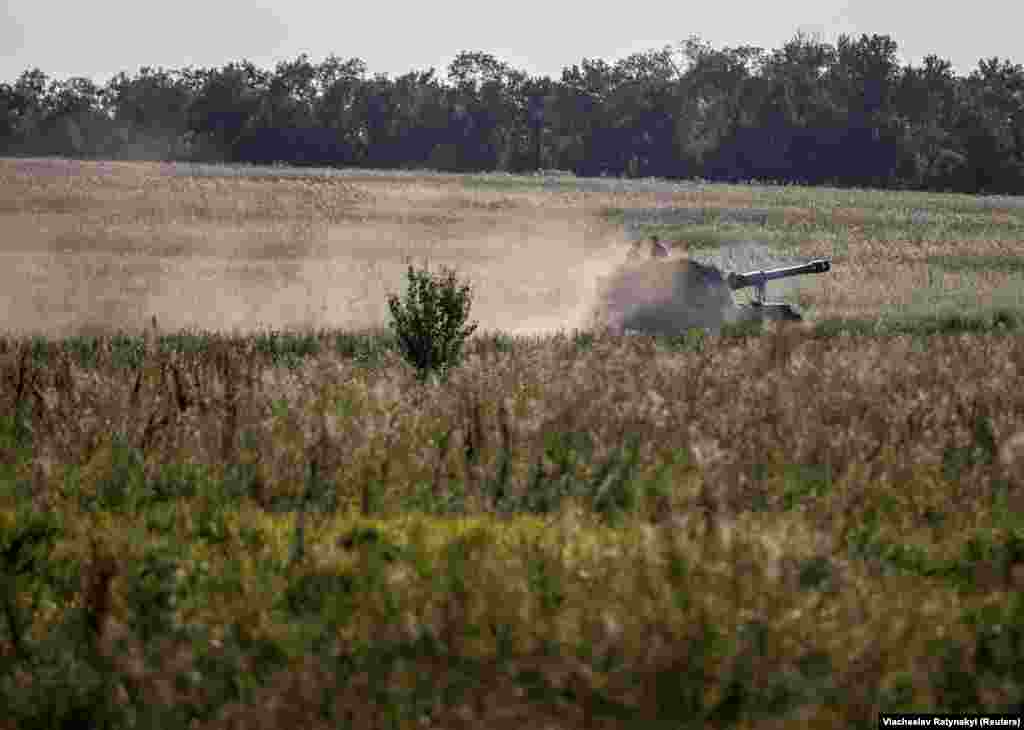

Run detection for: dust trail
[[585, 253, 740, 336], [0, 227, 795, 341], [0, 208, 633, 340], [0, 159, 803, 341]]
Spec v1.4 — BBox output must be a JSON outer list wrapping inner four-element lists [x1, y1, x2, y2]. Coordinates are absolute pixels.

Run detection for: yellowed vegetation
[[2, 158, 1024, 728], [5, 158, 1022, 337]]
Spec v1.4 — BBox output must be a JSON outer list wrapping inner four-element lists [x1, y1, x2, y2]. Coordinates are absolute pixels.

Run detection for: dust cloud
[[0, 203, 633, 340], [0, 161, 797, 341]]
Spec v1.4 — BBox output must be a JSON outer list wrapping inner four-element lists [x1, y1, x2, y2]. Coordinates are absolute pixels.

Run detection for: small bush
[[387, 262, 478, 383]]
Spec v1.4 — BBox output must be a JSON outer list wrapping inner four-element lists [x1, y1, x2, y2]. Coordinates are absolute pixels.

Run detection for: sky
[[2, 0, 1021, 87]]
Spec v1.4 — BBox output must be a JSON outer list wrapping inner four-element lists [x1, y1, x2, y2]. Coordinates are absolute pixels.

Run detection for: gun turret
[[724, 258, 831, 322]]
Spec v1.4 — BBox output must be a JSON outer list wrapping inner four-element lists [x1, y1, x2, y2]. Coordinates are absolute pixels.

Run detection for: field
[[4, 159, 1024, 340], [2, 157, 1024, 728]]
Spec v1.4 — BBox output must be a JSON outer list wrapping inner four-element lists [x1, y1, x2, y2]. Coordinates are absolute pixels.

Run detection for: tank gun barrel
[[727, 259, 830, 292]]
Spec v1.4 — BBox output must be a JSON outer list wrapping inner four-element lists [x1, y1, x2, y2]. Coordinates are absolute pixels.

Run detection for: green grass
[[7, 303, 1024, 381], [463, 171, 1024, 216], [814, 309, 1024, 338], [604, 202, 1024, 249], [735, 181, 1024, 216], [926, 254, 1024, 276]]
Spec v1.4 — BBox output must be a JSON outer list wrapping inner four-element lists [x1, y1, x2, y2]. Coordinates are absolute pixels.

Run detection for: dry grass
[[5, 158, 1022, 341], [0, 158, 632, 340], [3, 326, 1024, 726], [2, 158, 1024, 728]]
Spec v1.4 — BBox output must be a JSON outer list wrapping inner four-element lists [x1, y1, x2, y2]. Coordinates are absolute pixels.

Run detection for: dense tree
[[2, 70, 52, 153], [958, 57, 1024, 192], [760, 32, 836, 129], [2, 36, 1022, 194], [254, 55, 318, 130], [0, 80, 32, 152], [892, 54, 962, 189], [102, 67, 192, 159], [186, 61, 267, 160], [442, 51, 531, 171]]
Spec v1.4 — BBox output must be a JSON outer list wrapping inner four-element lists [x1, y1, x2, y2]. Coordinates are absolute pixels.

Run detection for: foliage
[[252, 329, 320, 370], [332, 330, 394, 369], [386, 262, 479, 383], [2, 170, 1024, 725], [1, 317, 1024, 724], [2, 34, 1023, 193]]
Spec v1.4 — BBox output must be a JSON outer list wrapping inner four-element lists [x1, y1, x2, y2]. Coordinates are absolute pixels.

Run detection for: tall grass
[[2, 160, 1024, 727], [2, 322, 1024, 727]]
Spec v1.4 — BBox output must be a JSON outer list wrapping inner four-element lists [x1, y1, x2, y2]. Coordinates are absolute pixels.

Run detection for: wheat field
[[5, 157, 1022, 340], [2, 157, 1024, 729]]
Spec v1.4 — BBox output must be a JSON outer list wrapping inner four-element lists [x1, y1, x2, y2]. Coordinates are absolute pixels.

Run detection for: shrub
[[386, 262, 478, 383]]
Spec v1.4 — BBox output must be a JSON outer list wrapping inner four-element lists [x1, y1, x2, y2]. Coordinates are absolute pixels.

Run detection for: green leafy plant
[[156, 329, 213, 358], [110, 332, 147, 370], [665, 328, 707, 353], [62, 432, 147, 513], [62, 334, 101, 369], [253, 329, 320, 369], [387, 262, 479, 383], [780, 463, 833, 510], [0, 402, 34, 485], [0, 508, 62, 663], [942, 415, 997, 481], [334, 330, 394, 368]]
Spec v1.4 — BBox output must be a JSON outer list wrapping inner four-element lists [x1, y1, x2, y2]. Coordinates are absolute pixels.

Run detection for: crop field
[[2, 157, 1024, 728], [4, 158, 1024, 339]]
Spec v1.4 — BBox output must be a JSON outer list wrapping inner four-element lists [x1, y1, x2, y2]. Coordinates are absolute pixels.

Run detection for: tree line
[[2, 33, 1023, 194]]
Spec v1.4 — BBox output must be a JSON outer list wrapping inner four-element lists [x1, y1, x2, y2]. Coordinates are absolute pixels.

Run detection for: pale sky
[[2, 0, 1021, 87]]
